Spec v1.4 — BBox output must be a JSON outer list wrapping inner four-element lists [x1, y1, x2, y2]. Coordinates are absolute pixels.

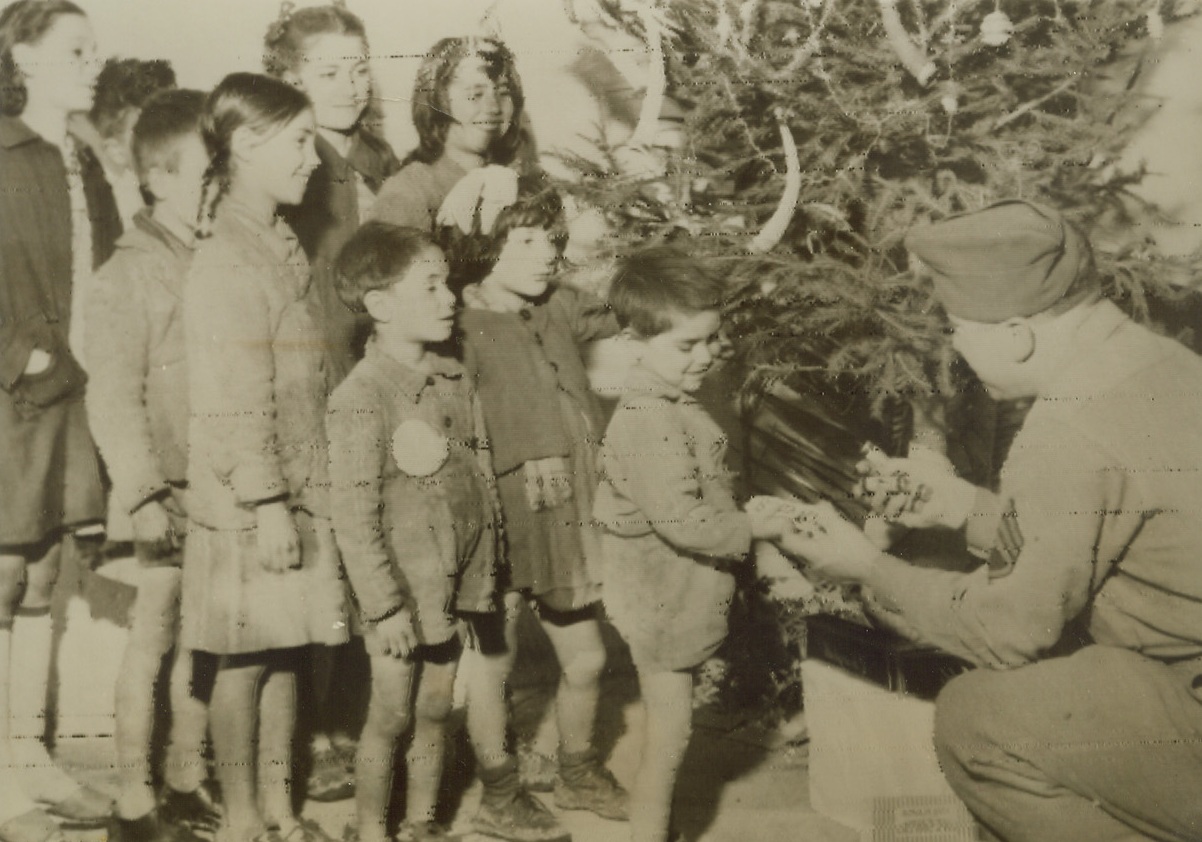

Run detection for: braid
[[196, 158, 229, 239]]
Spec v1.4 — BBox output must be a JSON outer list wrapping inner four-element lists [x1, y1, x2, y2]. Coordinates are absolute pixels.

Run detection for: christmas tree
[[556, 0, 1202, 720]]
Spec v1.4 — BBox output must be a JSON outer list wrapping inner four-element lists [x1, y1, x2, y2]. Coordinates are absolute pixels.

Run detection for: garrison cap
[[905, 200, 1094, 323]]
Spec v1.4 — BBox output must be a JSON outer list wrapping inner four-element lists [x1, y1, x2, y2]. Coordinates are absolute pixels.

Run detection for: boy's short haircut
[[90, 57, 176, 139], [131, 88, 207, 184], [435, 175, 566, 293], [609, 245, 728, 337], [335, 222, 439, 315]]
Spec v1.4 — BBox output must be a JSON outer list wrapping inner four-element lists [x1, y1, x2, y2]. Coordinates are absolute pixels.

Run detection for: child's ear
[[362, 289, 390, 323], [1003, 319, 1036, 364], [143, 165, 170, 205], [229, 125, 259, 164]]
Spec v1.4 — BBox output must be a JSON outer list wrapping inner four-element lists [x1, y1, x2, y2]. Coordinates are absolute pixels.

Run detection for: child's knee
[[560, 641, 606, 687], [414, 685, 454, 723], [366, 695, 411, 737], [0, 556, 26, 618]]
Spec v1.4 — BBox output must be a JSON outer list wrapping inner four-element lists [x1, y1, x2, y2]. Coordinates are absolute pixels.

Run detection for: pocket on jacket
[[12, 344, 87, 418]]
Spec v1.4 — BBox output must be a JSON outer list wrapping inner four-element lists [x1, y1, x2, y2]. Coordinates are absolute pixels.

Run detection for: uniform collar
[[1041, 299, 1132, 401], [622, 361, 695, 404], [364, 338, 463, 404]]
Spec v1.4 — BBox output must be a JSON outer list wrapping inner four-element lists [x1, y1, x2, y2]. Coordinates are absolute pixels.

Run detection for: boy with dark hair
[[84, 87, 218, 842], [596, 244, 789, 842]]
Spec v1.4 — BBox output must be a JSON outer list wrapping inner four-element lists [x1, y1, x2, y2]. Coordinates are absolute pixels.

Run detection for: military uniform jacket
[[870, 301, 1202, 668]]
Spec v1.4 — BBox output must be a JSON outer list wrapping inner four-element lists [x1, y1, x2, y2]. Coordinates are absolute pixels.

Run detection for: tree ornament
[[878, 0, 938, 86], [749, 108, 802, 254], [391, 420, 450, 477], [980, 10, 1015, 46]]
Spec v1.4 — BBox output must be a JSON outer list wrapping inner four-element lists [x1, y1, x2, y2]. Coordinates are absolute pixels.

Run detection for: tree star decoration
[[980, 10, 1015, 46], [878, 0, 937, 86], [391, 420, 450, 478]]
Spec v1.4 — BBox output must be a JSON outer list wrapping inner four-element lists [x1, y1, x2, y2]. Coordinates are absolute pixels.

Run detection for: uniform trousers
[[934, 645, 1202, 842]]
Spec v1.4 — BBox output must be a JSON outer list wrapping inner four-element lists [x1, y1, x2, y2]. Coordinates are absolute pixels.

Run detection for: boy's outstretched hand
[[256, 500, 300, 572], [777, 501, 880, 584], [375, 609, 418, 660], [131, 498, 181, 560]]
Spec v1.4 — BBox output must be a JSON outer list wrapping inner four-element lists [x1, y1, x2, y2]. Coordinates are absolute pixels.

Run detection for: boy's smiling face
[[365, 246, 457, 344], [633, 309, 724, 394], [485, 226, 559, 301]]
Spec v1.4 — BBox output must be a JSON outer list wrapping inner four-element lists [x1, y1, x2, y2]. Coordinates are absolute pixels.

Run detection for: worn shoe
[[516, 747, 556, 794], [472, 790, 569, 842], [159, 785, 221, 835], [38, 784, 113, 829], [553, 750, 628, 821], [396, 822, 464, 842], [278, 820, 337, 842], [305, 747, 354, 803], [0, 809, 65, 842]]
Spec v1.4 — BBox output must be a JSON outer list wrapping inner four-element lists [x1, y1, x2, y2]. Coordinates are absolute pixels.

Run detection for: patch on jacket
[[988, 499, 1024, 579]]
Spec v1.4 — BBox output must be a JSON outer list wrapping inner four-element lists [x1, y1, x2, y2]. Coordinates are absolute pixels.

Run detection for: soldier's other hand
[[855, 445, 976, 530], [777, 501, 879, 584]]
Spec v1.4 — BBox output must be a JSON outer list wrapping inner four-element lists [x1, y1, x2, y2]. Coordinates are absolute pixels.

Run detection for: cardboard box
[[802, 658, 977, 839]]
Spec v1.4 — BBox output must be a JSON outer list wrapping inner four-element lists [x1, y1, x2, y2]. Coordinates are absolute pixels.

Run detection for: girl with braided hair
[[182, 72, 346, 842]]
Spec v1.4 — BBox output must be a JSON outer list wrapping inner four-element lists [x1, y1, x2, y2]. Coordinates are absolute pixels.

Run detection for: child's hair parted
[[262, 0, 367, 78], [132, 88, 207, 185], [408, 35, 525, 167], [0, 0, 85, 117], [335, 222, 439, 315], [89, 57, 176, 139], [609, 245, 728, 338], [196, 72, 311, 237], [435, 175, 566, 293]]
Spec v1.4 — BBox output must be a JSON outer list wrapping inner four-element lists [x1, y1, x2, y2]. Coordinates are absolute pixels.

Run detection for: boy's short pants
[[463, 596, 600, 657]]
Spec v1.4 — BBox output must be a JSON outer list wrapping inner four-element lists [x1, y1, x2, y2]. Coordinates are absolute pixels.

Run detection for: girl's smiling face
[[236, 109, 320, 207], [485, 226, 559, 300], [288, 33, 371, 133], [14, 13, 98, 114], [443, 54, 514, 158]]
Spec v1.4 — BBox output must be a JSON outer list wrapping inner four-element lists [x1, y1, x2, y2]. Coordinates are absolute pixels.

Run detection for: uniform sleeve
[[369, 168, 432, 230], [327, 387, 410, 622], [555, 286, 620, 344], [605, 400, 751, 560], [185, 253, 286, 505], [84, 258, 167, 512], [866, 425, 1130, 668]]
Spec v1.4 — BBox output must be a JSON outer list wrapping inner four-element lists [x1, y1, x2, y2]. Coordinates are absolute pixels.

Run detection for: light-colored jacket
[[85, 209, 193, 515], [184, 200, 330, 529]]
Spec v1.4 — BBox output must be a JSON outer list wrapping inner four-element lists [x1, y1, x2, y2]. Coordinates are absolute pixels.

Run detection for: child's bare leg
[[405, 656, 457, 825], [538, 614, 605, 755], [163, 644, 209, 796], [630, 670, 693, 842], [210, 657, 268, 839], [356, 656, 415, 842], [256, 654, 299, 833], [464, 594, 520, 770], [115, 566, 181, 819], [0, 552, 41, 824], [10, 541, 97, 804]]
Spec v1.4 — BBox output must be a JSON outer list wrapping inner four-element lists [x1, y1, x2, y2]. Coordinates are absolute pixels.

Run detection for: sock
[[0, 622, 41, 824], [478, 756, 520, 808], [557, 746, 597, 785], [10, 607, 79, 802]]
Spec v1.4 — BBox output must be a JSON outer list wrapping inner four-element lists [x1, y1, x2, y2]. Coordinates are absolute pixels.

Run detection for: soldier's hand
[[256, 501, 300, 572], [131, 499, 180, 559], [777, 501, 879, 584], [855, 445, 977, 530]]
